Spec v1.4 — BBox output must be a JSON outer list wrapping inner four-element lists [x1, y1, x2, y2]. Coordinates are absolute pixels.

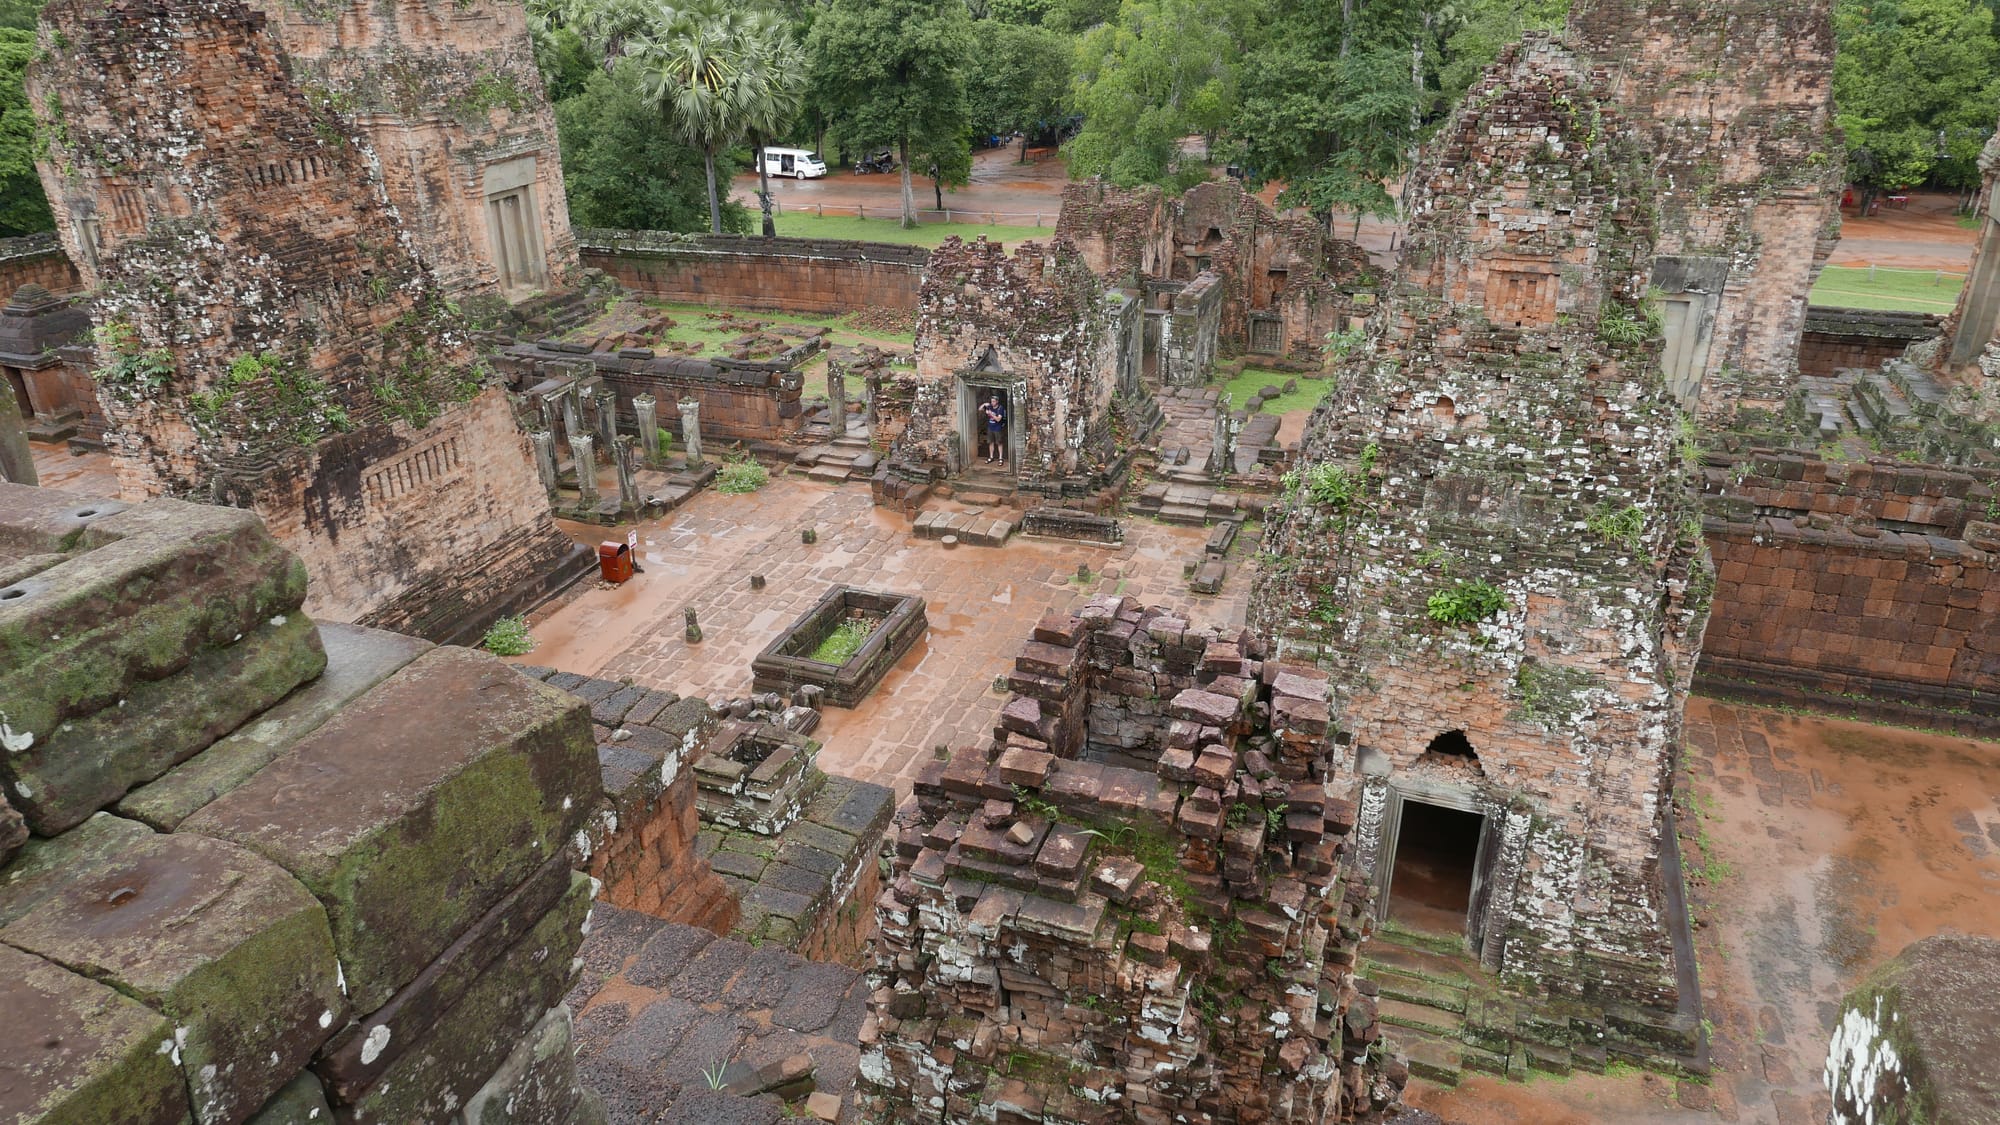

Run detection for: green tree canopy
[[1064, 0, 1260, 190], [805, 0, 974, 227], [1835, 0, 2000, 206], [0, 28, 50, 238], [963, 21, 1073, 140], [555, 61, 749, 233]]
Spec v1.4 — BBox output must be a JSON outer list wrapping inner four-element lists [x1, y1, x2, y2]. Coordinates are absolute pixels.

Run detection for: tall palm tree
[[632, 0, 802, 235], [743, 14, 807, 237]]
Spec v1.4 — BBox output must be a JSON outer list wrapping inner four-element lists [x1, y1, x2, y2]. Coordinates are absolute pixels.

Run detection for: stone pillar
[[678, 398, 703, 468], [0, 377, 36, 485], [1212, 394, 1232, 481], [827, 364, 848, 439], [592, 385, 617, 459], [633, 393, 661, 466], [538, 391, 562, 443], [864, 371, 881, 435], [530, 430, 559, 502], [568, 433, 597, 507], [560, 384, 583, 447], [614, 435, 641, 511]]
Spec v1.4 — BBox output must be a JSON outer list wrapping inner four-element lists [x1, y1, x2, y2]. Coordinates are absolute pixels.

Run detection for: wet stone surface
[[568, 903, 868, 1124]]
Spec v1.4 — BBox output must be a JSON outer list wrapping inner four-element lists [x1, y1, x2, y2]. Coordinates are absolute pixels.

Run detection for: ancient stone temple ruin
[[862, 599, 1402, 1122], [881, 237, 1149, 501], [1252, 35, 1708, 1052], [1569, 0, 1843, 429], [1057, 178, 1379, 382], [26, 0, 586, 640]]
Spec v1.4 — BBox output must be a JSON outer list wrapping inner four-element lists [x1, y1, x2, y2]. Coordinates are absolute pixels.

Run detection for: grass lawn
[[771, 211, 1055, 248], [1214, 366, 1335, 415], [1809, 265, 1963, 313]]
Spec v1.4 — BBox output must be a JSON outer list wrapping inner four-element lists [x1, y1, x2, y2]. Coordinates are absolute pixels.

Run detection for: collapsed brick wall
[[901, 237, 1125, 486], [863, 597, 1403, 1123], [1251, 37, 1706, 1015], [1698, 453, 2000, 731], [0, 234, 81, 297], [0, 484, 605, 1125], [580, 230, 930, 314], [27, 0, 584, 641], [1569, 0, 1843, 431], [1056, 178, 1379, 366]]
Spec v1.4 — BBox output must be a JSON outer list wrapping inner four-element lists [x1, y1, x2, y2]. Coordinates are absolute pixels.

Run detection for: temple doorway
[[958, 373, 1018, 473], [1387, 800, 1486, 938]]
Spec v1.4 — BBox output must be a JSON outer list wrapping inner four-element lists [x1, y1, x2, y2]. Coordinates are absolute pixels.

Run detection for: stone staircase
[[1799, 362, 2000, 466], [1131, 481, 1250, 526], [1361, 926, 1702, 1088], [792, 436, 880, 484]]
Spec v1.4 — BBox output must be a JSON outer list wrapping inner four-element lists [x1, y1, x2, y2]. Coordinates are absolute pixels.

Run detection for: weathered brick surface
[[26, 0, 584, 641], [1252, 37, 1702, 1015], [1699, 453, 2000, 728], [1570, 0, 1842, 428], [0, 943, 189, 1125]]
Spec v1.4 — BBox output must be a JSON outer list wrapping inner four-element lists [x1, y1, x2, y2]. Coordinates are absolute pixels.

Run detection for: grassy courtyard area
[[1809, 265, 1964, 313], [1213, 365, 1336, 415], [770, 211, 1054, 248]]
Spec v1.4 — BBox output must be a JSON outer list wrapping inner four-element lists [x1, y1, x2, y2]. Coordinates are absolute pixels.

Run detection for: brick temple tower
[[1252, 36, 1711, 1036], [26, 0, 586, 638]]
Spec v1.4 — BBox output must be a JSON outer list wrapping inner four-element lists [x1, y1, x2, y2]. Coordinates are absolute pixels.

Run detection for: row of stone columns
[[529, 394, 704, 509]]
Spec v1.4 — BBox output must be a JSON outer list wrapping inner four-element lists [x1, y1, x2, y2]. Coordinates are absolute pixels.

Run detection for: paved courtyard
[[518, 477, 1248, 795]]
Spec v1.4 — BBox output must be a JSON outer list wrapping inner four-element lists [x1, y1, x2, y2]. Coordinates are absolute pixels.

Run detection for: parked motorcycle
[[853, 149, 896, 174]]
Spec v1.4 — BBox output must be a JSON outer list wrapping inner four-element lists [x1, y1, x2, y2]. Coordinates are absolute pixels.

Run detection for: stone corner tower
[[1251, 33, 1711, 1031]]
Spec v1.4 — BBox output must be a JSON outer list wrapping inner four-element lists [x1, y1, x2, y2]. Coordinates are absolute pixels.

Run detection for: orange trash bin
[[597, 541, 633, 584]]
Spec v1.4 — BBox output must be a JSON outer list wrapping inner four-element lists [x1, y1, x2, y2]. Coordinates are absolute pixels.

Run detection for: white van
[[760, 148, 828, 179]]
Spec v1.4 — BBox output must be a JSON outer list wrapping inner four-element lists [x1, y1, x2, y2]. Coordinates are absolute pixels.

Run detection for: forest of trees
[[0, 0, 1994, 238]]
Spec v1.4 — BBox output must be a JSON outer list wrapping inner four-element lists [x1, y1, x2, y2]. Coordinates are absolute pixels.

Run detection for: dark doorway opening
[[1388, 800, 1485, 937], [973, 388, 1011, 467]]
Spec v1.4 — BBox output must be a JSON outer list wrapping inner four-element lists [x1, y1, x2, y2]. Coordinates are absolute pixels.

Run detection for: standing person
[[981, 395, 1006, 465]]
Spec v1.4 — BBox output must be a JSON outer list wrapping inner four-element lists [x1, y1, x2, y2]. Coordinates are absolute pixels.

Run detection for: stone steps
[[1375, 996, 1464, 1039], [1364, 964, 1470, 1013], [914, 508, 1020, 547], [1386, 1030, 1464, 1087]]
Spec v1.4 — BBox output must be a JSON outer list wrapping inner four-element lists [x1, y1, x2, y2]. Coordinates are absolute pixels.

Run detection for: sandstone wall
[[1699, 453, 2000, 733], [580, 230, 929, 313], [1800, 307, 1943, 378]]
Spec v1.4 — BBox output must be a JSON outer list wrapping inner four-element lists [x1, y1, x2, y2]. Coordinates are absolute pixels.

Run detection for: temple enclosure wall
[[580, 230, 929, 313], [1699, 453, 2000, 734]]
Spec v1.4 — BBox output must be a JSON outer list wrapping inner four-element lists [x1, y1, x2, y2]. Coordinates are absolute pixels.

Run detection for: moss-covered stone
[[0, 812, 155, 927], [1828, 934, 2000, 1125], [5, 612, 326, 834], [460, 1003, 593, 1125], [0, 492, 309, 753], [242, 1073, 334, 1125], [333, 873, 594, 1124], [118, 623, 431, 831], [181, 646, 597, 1012], [0, 832, 346, 1125], [0, 942, 191, 1125]]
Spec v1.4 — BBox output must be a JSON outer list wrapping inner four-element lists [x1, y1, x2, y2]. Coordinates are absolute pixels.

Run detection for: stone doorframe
[[957, 372, 1024, 473], [1365, 778, 1510, 962]]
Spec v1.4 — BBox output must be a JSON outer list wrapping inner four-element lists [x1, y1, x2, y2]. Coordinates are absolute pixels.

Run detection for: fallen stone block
[[460, 1004, 597, 1125]]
